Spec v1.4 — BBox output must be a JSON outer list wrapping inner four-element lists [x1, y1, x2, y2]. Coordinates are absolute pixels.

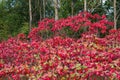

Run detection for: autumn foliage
[[0, 12, 120, 80]]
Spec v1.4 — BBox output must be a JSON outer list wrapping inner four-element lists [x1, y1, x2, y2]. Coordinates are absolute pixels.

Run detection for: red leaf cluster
[[0, 12, 120, 80]]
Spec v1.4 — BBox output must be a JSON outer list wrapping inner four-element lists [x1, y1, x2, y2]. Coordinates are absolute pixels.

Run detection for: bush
[[0, 12, 120, 80]]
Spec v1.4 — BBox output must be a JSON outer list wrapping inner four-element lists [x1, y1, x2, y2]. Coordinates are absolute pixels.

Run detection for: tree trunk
[[83, 0, 87, 32], [29, 0, 32, 32], [54, 0, 59, 20], [114, 0, 117, 29], [84, 0, 87, 12]]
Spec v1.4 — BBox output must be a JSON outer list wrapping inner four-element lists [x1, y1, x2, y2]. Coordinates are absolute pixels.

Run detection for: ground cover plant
[[0, 12, 120, 80]]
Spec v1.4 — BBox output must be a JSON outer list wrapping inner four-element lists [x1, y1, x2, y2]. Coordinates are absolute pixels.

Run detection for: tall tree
[[84, 0, 87, 12], [54, 0, 59, 20], [29, 0, 32, 32], [114, 0, 117, 29]]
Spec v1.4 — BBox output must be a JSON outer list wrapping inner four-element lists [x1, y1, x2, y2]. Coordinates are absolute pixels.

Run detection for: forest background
[[0, 0, 120, 41]]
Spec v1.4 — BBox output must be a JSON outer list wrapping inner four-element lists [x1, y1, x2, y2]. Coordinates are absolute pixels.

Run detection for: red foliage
[[0, 12, 120, 80]]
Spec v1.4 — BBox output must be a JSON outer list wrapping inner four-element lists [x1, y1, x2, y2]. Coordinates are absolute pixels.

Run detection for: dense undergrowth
[[0, 12, 120, 80]]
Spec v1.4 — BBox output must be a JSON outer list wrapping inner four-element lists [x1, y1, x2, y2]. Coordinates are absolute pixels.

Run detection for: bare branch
[[90, 3, 101, 13]]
